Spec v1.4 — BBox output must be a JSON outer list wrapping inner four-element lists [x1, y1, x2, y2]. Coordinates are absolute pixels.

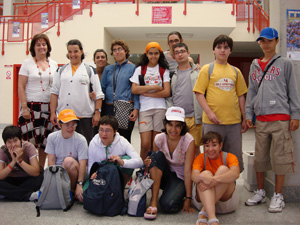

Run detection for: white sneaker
[[245, 189, 266, 206], [269, 193, 285, 213]]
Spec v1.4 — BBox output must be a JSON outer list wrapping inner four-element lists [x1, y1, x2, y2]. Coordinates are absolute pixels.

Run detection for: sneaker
[[268, 193, 285, 213], [245, 189, 266, 206]]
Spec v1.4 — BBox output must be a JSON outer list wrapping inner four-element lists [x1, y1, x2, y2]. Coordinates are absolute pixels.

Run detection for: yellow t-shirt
[[193, 63, 247, 124]]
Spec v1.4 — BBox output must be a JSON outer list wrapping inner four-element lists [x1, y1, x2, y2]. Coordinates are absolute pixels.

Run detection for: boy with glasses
[[167, 42, 203, 155], [88, 115, 143, 183], [193, 34, 248, 172], [45, 109, 88, 202]]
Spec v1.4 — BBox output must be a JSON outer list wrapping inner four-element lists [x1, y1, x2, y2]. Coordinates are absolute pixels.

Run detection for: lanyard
[[105, 144, 111, 160]]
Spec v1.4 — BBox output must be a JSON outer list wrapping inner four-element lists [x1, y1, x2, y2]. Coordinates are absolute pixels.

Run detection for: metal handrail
[[0, 0, 269, 55]]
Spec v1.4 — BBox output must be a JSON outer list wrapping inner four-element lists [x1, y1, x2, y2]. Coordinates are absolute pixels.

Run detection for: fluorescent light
[[146, 33, 193, 38]]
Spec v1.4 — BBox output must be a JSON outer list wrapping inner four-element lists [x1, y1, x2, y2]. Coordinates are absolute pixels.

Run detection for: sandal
[[144, 206, 157, 220], [196, 211, 208, 225], [208, 218, 219, 225]]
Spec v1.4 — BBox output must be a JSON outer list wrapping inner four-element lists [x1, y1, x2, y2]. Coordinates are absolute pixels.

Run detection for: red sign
[[152, 7, 172, 24], [6, 71, 12, 80]]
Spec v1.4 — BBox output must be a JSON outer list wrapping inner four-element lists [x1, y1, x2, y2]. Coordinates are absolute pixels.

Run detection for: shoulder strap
[[141, 65, 147, 76], [203, 153, 207, 171], [222, 152, 228, 167], [36, 168, 52, 216], [58, 63, 69, 75], [55, 167, 67, 210], [258, 56, 281, 89], [208, 63, 238, 81], [208, 62, 214, 80], [159, 66, 166, 81], [84, 63, 93, 92]]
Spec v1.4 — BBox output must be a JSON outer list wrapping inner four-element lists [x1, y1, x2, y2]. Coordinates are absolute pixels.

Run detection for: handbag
[[112, 64, 134, 130], [127, 169, 154, 217]]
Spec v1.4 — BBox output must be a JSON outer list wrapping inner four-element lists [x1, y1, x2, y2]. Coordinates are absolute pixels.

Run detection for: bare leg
[[63, 157, 79, 192], [38, 148, 47, 168], [140, 131, 153, 160], [256, 172, 265, 190], [148, 167, 163, 209], [275, 174, 285, 193]]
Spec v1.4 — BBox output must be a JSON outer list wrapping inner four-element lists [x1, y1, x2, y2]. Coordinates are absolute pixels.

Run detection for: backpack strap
[[58, 63, 93, 92], [158, 66, 165, 82], [36, 167, 53, 217], [202, 151, 228, 172], [208, 62, 238, 80], [55, 166, 67, 210], [222, 152, 228, 167]]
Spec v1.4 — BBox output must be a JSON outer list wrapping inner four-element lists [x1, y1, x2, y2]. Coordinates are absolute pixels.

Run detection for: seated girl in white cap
[[144, 106, 196, 220]]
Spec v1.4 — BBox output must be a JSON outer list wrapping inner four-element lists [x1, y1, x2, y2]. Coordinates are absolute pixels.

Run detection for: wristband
[[185, 196, 192, 200], [8, 164, 13, 171]]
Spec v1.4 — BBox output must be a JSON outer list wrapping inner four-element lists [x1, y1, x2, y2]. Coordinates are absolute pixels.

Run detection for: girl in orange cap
[[130, 42, 170, 161]]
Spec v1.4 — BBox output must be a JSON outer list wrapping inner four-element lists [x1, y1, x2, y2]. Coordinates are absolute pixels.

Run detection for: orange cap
[[58, 109, 79, 123], [145, 42, 162, 53]]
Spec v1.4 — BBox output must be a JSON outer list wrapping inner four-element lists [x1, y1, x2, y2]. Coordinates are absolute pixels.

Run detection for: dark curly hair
[[137, 51, 169, 69]]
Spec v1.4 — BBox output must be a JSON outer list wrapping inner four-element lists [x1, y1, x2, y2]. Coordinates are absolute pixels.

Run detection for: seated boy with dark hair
[[191, 131, 240, 225], [0, 125, 43, 201]]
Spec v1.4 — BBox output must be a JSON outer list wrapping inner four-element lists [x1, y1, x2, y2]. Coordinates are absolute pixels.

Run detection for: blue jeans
[[149, 151, 186, 213]]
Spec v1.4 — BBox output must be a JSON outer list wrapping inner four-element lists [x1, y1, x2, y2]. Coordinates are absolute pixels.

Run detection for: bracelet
[[22, 108, 29, 113], [8, 164, 13, 171], [185, 196, 192, 200]]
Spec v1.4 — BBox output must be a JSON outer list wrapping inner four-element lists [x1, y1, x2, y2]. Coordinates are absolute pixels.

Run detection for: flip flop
[[144, 206, 157, 220]]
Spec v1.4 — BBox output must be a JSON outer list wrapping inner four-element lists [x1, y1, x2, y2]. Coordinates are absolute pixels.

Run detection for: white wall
[[0, 3, 257, 125]]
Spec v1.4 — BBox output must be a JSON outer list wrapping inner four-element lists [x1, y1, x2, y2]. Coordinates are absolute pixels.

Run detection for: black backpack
[[83, 162, 127, 216]]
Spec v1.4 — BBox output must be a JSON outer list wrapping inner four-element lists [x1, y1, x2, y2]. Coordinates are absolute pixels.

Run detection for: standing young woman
[[18, 33, 58, 168], [50, 39, 104, 144], [101, 39, 139, 143], [130, 42, 170, 160], [93, 49, 109, 81], [144, 107, 195, 220]]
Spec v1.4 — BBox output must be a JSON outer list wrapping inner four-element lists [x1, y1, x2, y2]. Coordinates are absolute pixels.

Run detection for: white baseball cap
[[165, 107, 185, 122]]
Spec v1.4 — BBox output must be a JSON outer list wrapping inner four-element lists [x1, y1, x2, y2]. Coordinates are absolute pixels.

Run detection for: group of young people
[[0, 27, 299, 225]]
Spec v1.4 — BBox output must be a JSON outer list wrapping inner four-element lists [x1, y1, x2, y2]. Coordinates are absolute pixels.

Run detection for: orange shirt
[[192, 151, 239, 175]]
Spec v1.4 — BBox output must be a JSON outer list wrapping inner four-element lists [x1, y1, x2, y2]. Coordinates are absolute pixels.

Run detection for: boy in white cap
[[245, 27, 300, 212], [45, 109, 88, 202]]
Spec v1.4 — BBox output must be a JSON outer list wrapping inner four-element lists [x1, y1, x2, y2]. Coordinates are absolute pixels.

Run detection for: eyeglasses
[[62, 123, 78, 128], [99, 128, 113, 133], [174, 49, 187, 55], [113, 47, 124, 53]]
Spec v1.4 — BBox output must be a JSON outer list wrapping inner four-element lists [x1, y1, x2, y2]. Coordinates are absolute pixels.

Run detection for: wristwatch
[[77, 181, 83, 186], [95, 108, 102, 112]]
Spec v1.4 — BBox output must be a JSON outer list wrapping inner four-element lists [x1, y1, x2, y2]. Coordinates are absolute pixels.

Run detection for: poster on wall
[[152, 7, 172, 24], [73, 0, 80, 9], [41, 13, 48, 29], [287, 9, 300, 60], [12, 22, 20, 38]]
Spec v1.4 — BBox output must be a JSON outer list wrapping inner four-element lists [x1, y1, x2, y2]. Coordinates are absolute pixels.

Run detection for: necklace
[[35, 58, 51, 92]]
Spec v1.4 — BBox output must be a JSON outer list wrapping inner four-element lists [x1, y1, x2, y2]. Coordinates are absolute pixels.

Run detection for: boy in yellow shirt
[[193, 34, 247, 172]]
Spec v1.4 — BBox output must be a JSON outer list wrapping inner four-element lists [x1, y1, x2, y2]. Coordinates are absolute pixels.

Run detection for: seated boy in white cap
[[45, 109, 88, 202]]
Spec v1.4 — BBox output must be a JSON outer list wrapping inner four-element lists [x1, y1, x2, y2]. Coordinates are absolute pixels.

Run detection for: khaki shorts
[[185, 117, 202, 147], [138, 108, 166, 133], [192, 183, 239, 214], [255, 120, 295, 174]]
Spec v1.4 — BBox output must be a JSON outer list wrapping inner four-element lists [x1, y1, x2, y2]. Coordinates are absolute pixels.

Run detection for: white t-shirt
[[19, 57, 58, 102], [45, 130, 88, 166], [130, 65, 170, 112]]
